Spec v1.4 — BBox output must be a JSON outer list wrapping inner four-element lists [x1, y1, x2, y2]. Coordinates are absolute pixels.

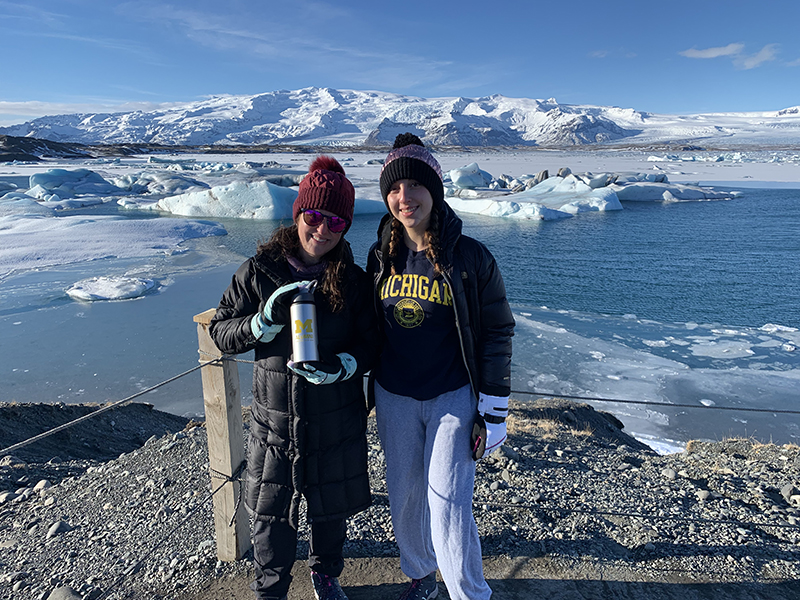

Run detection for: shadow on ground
[[183, 556, 800, 600]]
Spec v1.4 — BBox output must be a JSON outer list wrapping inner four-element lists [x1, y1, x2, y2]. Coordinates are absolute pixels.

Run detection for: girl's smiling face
[[386, 178, 433, 235]]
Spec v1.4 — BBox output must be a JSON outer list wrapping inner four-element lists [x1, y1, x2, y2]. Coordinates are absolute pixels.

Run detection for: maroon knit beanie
[[293, 156, 355, 226]]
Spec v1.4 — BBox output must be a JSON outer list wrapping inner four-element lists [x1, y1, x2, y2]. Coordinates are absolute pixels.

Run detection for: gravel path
[[1, 399, 799, 600]]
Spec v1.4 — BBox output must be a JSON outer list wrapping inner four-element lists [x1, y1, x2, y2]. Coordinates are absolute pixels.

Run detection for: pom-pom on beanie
[[293, 155, 355, 226], [379, 133, 444, 210]]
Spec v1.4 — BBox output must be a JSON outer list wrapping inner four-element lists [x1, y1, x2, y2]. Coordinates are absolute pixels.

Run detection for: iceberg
[[109, 172, 209, 196], [449, 163, 494, 188], [610, 181, 734, 201], [441, 161, 734, 218], [0, 195, 55, 217], [149, 178, 386, 219], [512, 174, 623, 212], [29, 168, 120, 198], [66, 276, 157, 301], [445, 173, 622, 219], [151, 179, 299, 219]]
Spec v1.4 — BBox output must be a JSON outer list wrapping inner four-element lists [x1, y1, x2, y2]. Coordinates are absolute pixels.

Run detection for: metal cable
[[0, 358, 222, 458], [512, 389, 800, 415], [209, 460, 247, 527], [217, 354, 800, 416]]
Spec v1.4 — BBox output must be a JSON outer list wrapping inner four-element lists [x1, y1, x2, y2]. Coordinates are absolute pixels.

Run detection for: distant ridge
[[2, 87, 800, 149]]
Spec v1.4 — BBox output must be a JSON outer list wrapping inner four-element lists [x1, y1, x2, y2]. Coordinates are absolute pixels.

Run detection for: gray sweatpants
[[375, 382, 492, 600]]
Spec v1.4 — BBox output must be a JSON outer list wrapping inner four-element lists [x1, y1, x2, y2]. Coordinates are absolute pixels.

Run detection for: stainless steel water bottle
[[290, 284, 318, 364]]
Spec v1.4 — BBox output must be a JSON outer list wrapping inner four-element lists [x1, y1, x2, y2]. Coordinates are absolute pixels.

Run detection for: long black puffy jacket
[[367, 203, 514, 404], [209, 244, 379, 527]]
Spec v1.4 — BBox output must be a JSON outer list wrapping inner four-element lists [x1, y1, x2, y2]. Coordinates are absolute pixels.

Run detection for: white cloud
[[680, 43, 744, 59], [734, 44, 779, 70], [680, 43, 779, 70]]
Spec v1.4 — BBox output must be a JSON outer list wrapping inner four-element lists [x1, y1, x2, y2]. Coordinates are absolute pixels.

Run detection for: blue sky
[[1, 0, 798, 126]]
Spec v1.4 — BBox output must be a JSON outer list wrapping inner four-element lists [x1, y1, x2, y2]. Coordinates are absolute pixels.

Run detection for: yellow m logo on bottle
[[294, 319, 313, 334]]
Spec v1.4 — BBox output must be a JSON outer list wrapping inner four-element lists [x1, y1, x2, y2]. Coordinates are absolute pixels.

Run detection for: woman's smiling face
[[296, 209, 343, 264]]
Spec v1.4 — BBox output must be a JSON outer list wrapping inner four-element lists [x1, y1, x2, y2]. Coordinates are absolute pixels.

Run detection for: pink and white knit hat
[[379, 133, 444, 209]]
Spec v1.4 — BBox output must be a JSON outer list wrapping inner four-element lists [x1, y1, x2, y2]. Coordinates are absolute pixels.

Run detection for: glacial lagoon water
[[2, 187, 799, 452]]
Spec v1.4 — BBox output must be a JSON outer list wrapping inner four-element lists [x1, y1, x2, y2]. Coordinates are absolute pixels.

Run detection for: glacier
[[3, 87, 800, 148]]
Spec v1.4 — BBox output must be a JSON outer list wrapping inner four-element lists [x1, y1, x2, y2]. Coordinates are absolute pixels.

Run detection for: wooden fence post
[[194, 309, 251, 561]]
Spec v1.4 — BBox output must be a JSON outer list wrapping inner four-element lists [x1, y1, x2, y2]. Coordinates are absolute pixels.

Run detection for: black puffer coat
[[367, 202, 514, 402], [209, 244, 378, 527]]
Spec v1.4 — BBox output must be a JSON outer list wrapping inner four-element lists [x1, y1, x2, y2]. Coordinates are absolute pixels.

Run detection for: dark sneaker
[[311, 571, 348, 600], [398, 572, 438, 600]]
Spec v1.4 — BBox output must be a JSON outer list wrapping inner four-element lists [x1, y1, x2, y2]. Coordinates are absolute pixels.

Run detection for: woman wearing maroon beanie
[[210, 156, 378, 600]]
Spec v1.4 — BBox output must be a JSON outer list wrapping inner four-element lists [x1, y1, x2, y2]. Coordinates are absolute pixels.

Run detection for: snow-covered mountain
[[2, 87, 800, 148]]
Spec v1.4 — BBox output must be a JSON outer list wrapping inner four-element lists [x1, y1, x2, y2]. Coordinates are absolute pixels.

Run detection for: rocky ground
[[1, 398, 799, 600]]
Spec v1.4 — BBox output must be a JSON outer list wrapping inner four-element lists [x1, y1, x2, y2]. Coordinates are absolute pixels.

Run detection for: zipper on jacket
[[440, 265, 478, 402]]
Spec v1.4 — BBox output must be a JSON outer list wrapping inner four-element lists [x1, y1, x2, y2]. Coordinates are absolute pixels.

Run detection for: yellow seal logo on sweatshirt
[[394, 298, 424, 328]]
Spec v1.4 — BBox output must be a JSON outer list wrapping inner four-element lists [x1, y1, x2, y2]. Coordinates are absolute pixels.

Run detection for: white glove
[[250, 313, 283, 343], [287, 353, 357, 385], [250, 280, 315, 344], [477, 393, 508, 455]]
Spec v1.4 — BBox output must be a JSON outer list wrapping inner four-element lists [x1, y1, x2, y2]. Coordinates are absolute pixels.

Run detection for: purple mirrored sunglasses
[[301, 209, 349, 233]]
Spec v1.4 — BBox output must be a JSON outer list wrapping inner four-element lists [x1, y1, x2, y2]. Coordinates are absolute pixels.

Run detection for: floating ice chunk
[[41, 197, 105, 209], [449, 163, 494, 189], [611, 181, 733, 202], [512, 203, 573, 220], [29, 168, 119, 198], [643, 340, 669, 347], [761, 323, 798, 333], [0, 181, 17, 193], [0, 196, 54, 216], [154, 179, 298, 219], [574, 172, 618, 188], [444, 197, 572, 220], [614, 172, 668, 183], [110, 172, 208, 195], [689, 340, 755, 358], [66, 276, 156, 301], [511, 175, 623, 212], [699, 399, 716, 407], [27, 184, 52, 199]]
